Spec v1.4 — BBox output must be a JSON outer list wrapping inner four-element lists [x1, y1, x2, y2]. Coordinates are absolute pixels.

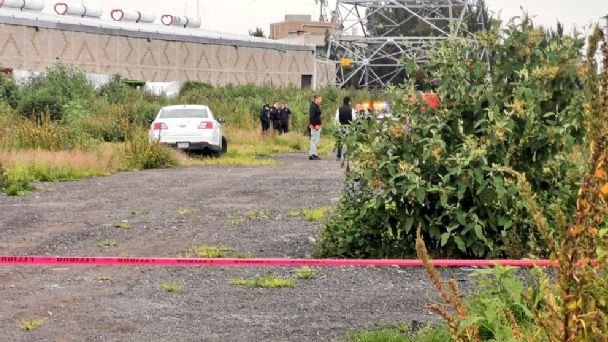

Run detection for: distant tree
[[248, 27, 266, 38]]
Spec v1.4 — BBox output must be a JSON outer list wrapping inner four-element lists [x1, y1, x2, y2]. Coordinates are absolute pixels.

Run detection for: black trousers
[[279, 121, 289, 134], [261, 121, 270, 132]]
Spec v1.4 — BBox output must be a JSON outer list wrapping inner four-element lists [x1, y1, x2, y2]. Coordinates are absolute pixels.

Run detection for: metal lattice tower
[[327, 0, 486, 88]]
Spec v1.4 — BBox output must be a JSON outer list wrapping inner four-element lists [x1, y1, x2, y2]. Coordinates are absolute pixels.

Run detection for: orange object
[[421, 93, 440, 110], [340, 58, 353, 69]]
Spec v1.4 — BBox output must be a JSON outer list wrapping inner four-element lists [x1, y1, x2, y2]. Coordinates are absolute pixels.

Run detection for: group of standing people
[[259, 101, 292, 135], [257, 94, 358, 162]]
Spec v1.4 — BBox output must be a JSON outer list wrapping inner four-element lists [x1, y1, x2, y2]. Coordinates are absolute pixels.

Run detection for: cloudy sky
[[61, 0, 607, 36]]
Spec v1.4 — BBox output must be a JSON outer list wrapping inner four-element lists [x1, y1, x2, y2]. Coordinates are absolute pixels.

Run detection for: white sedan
[[149, 105, 227, 155]]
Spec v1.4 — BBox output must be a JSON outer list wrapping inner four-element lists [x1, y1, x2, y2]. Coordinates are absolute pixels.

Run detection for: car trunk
[[157, 118, 211, 138]]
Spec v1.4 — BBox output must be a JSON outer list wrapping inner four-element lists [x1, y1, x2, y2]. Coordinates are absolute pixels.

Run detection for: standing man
[[270, 101, 281, 134], [308, 95, 323, 160], [335, 96, 355, 161], [259, 104, 271, 136], [279, 102, 291, 135]]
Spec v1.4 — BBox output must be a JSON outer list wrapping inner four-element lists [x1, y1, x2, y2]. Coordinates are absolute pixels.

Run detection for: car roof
[[161, 105, 210, 110]]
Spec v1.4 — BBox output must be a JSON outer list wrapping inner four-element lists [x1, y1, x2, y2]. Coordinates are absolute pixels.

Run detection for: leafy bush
[[97, 74, 128, 104], [409, 25, 608, 342], [18, 87, 63, 121], [0, 74, 19, 108], [319, 18, 586, 258], [18, 64, 95, 121], [179, 81, 213, 96], [124, 130, 178, 170]]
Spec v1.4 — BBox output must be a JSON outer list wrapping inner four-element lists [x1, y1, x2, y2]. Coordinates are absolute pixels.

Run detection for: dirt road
[[0, 153, 473, 341]]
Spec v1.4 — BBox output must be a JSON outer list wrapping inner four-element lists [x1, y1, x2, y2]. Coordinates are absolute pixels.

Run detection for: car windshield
[[159, 108, 209, 119]]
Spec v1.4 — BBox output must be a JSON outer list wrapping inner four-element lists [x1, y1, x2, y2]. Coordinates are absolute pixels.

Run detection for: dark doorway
[[301, 74, 312, 89]]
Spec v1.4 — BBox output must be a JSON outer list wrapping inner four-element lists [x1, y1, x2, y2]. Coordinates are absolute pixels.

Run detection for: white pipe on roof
[[111, 8, 155, 23], [23, 0, 43, 11], [54, 3, 102, 18], [161, 14, 201, 28], [0, 0, 44, 12], [0, 0, 24, 9]]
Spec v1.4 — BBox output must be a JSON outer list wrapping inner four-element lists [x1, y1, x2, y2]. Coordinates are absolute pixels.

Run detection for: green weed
[[303, 207, 333, 222], [18, 318, 47, 331], [346, 325, 451, 342], [229, 216, 245, 225], [160, 282, 183, 293], [287, 210, 301, 218], [7, 163, 107, 182], [97, 239, 118, 248], [245, 210, 258, 220], [234, 252, 254, 259], [230, 275, 296, 289], [188, 245, 231, 258], [189, 156, 277, 167], [244, 210, 271, 220], [96, 275, 112, 282], [292, 267, 317, 280], [112, 221, 131, 229], [177, 208, 197, 215]]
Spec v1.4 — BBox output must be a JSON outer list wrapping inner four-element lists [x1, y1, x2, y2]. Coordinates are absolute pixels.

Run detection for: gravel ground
[[0, 153, 475, 341]]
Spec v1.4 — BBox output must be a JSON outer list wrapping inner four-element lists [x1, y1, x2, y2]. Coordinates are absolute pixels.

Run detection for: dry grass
[[0, 144, 120, 173], [0, 127, 332, 195]]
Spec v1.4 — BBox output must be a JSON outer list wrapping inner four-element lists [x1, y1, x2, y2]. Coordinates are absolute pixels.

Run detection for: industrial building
[[269, 14, 335, 54], [0, 1, 335, 89]]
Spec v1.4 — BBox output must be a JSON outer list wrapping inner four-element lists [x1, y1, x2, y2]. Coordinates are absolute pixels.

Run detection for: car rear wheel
[[221, 136, 228, 155]]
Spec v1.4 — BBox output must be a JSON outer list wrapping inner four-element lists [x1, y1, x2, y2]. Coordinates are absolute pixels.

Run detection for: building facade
[[0, 9, 335, 88]]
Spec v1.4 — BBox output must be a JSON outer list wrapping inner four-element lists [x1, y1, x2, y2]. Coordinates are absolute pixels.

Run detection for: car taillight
[[153, 122, 168, 130], [198, 121, 214, 129]]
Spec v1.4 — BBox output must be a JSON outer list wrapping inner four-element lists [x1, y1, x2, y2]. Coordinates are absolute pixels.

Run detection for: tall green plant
[[413, 25, 608, 342], [319, 17, 586, 258]]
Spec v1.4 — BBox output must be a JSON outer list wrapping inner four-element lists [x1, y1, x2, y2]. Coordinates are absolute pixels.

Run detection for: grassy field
[[0, 67, 360, 195], [0, 119, 335, 195]]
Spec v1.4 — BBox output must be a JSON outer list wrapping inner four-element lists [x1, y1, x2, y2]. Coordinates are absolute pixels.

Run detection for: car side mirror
[[147, 119, 154, 124], [217, 118, 225, 124]]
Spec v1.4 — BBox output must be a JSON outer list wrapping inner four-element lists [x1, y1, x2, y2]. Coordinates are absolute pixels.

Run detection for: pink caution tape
[[0, 256, 555, 268]]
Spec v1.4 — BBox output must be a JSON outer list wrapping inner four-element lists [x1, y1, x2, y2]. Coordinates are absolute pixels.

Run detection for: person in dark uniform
[[278, 102, 291, 134], [269, 101, 281, 133], [335, 96, 355, 161], [259, 104, 271, 135]]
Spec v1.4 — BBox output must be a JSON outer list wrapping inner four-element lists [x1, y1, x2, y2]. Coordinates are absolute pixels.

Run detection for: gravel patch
[[0, 153, 475, 341]]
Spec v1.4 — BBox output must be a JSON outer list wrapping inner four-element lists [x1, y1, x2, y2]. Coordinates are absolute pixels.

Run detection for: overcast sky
[[66, 1, 607, 36]]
